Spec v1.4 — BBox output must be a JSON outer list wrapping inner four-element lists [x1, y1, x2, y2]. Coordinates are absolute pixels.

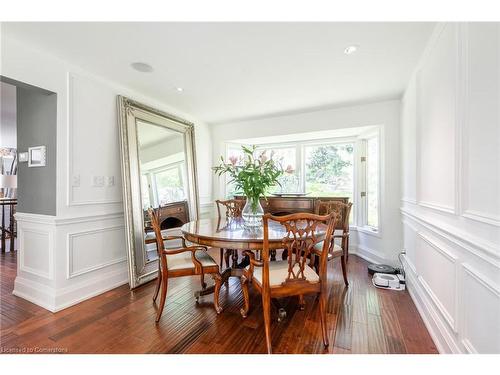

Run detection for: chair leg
[[213, 273, 222, 314], [224, 249, 231, 268], [298, 294, 305, 310], [318, 291, 329, 347], [155, 275, 169, 323], [240, 275, 250, 318], [340, 255, 349, 286], [346, 237, 350, 262], [152, 265, 161, 302], [200, 272, 207, 290], [262, 292, 272, 354], [220, 248, 224, 268]]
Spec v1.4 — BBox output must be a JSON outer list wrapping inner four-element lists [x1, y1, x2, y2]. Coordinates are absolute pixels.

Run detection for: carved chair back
[[315, 200, 352, 231], [148, 208, 169, 271], [216, 199, 244, 220], [262, 212, 337, 287]]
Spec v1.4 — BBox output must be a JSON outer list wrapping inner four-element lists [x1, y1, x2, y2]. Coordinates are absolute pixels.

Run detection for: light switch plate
[[18, 152, 29, 163], [92, 175, 105, 187]]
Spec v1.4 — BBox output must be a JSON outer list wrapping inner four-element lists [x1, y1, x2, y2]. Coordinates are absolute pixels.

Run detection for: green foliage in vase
[[213, 145, 286, 212]]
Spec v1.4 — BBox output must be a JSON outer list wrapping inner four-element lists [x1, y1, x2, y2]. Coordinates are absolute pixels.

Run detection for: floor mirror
[[117, 96, 199, 288]]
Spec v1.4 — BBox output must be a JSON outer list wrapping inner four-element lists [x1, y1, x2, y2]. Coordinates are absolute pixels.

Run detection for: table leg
[[231, 250, 238, 268], [270, 249, 276, 261], [1, 204, 5, 253], [9, 203, 15, 252]]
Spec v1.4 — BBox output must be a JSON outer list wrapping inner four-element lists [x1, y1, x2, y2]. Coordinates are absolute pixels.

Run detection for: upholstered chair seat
[[313, 240, 343, 260], [248, 261, 320, 287], [167, 250, 218, 271]]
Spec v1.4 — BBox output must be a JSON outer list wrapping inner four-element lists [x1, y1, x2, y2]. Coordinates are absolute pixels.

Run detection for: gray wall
[[16, 86, 57, 215]]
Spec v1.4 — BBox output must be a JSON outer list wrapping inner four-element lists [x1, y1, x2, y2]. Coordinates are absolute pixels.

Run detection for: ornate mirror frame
[[117, 96, 200, 288]]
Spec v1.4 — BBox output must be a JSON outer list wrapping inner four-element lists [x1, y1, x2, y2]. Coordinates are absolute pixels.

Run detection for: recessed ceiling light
[[131, 62, 153, 73], [344, 45, 358, 55], [176, 87, 184, 92]]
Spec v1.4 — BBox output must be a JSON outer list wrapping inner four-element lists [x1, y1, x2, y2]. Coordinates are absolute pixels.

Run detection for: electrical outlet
[[72, 174, 80, 187], [92, 175, 105, 187], [106, 176, 115, 187]]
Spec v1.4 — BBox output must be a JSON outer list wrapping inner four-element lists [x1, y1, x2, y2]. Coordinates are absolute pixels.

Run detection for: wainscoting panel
[[19, 228, 54, 280], [416, 231, 458, 332], [67, 225, 127, 279], [401, 208, 500, 353], [461, 263, 500, 353]]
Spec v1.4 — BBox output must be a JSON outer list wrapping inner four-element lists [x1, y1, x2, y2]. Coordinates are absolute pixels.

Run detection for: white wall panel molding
[[54, 212, 124, 226], [14, 212, 57, 225], [18, 228, 55, 280], [401, 208, 500, 267], [459, 23, 500, 228], [402, 255, 462, 353], [416, 23, 459, 215], [416, 231, 459, 333], [66, 72, 122, 207], [67, 225, 127, 279], [460, 263, 500, 353], [401, 198, 417, 205]]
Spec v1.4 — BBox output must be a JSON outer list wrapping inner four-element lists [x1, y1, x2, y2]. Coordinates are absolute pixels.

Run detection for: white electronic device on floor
[[372, 273, 406, 291]]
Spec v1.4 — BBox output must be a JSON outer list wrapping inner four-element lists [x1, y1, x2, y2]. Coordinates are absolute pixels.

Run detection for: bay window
[[224, 131, 380, 232]]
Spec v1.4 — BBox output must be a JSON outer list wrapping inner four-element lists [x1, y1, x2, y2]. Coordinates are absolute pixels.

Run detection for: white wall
[[211, 100, 402, 265], [400, 23, 500, 353], [1, 35, 213, 311]]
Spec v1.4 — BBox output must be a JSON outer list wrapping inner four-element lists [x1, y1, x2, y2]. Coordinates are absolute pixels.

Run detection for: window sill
[[353, 225, 381, 238]]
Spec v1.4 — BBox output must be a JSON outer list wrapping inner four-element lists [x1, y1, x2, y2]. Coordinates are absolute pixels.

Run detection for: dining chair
[[314, 200, 352, 286], [240, 212, 337, 354], [215, 199, 244, 268], [148, 208, 223, 322]]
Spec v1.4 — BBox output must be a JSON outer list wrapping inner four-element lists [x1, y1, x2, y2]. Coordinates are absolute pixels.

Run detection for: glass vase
[[242, 196, 264, 227]]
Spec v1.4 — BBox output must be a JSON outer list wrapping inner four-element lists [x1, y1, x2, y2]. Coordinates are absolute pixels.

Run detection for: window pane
[[225, 146, 245, 198], [263, 147, 299, 194], [155, 166, 185, 205], [366, 137, 379, 228], [305, 143, 354, 201]]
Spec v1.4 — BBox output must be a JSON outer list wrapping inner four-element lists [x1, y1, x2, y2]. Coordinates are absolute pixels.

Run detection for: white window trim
[[358, 127, 382, 237]]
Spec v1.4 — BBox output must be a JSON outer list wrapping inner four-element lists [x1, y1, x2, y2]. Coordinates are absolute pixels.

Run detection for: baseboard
[[402, 255, 462, 354], [54, 267, 129, 312], [13, 277, 58, 312], [13, 267, 129, 313], [350, 244, 386, 265]]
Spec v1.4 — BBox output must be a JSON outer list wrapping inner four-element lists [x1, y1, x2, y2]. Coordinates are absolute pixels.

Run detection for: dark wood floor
[[0, 250, 438, 354]]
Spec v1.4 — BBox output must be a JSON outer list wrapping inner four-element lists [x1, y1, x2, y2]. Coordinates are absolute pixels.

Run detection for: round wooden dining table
[[181, 217, 300, 251]]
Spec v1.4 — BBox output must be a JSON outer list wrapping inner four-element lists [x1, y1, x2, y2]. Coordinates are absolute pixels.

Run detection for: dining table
[[181, 216, 327, 319]]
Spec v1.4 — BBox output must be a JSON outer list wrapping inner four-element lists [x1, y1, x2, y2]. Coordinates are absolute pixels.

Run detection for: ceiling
[[2, 22, 435, 124], [137, 120, 181, 148]]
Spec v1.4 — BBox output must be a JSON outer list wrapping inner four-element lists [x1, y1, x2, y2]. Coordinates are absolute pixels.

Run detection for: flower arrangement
[[213, 145, 291, 225]]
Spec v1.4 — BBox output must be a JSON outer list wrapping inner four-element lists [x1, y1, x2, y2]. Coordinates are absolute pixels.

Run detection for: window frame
[[142, 161, 187, 207], [357, 128, 382, 237]]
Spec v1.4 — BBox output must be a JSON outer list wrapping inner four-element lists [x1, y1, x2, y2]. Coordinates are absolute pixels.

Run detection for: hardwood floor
[[0, 250, 438, 354]]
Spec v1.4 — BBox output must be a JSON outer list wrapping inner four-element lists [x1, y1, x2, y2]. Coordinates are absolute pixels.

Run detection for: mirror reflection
[[137, 120, 188, 264]]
